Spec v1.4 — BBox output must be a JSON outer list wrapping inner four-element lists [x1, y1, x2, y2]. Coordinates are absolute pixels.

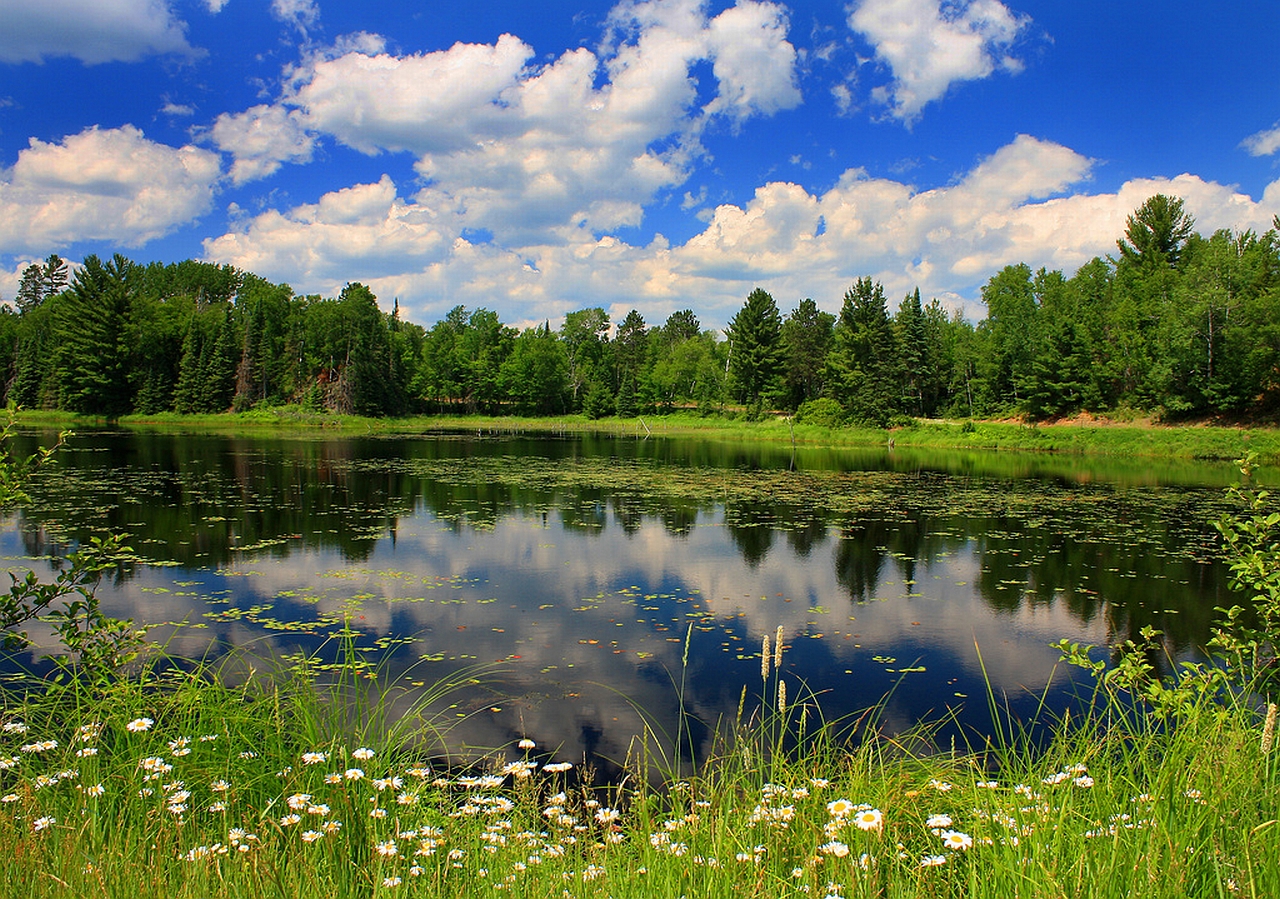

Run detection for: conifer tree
[[725, 288, 783, 416]]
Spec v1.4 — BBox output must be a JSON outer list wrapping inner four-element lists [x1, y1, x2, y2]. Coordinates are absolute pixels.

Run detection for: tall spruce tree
[[827, 277, 900, 426], [779, 298, 834, 411], [54, 254, 134, 416], [725, 288, 783, 416]]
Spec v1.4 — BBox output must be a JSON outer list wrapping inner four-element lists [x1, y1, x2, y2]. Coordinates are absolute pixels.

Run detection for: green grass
[[18, 405, 1280, 464], [0, 643, 1276, 899]]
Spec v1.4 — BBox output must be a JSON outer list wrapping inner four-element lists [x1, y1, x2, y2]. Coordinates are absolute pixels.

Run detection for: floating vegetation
[[1, 430, 1263, 766]]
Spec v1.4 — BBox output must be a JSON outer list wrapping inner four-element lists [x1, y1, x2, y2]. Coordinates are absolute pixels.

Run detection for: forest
[[3, 194, 1279, 424]]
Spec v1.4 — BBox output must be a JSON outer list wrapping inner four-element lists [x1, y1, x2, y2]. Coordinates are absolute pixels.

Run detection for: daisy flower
[[352, 747, 375, 761], [853, 808, 884, 832], [126, 718, 154, 733], [941, 830, 973, 851], [827, 797, 855, 818]]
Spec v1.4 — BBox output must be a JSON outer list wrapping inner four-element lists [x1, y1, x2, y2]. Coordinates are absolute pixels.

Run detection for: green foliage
[[794, 396, 847, 428], [1117, 193, 1196, 270], [780, 298, 834, 411], [725, 288, 783, 411], [501, 324, 569, 415], [828, 277, 901, 426], [582, 379, 615, 419], [0, 406, 143, 680]]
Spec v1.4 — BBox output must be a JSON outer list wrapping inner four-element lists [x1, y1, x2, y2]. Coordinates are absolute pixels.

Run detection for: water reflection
[[0, 428, 1242, 775]]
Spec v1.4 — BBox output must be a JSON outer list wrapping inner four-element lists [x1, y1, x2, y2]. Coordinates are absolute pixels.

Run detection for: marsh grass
[[20, 406, 1280, 465], [0, 624, 1276, 899]]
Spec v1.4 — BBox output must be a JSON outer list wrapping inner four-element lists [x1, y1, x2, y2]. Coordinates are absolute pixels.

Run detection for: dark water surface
[[0, 428, 1247, 773]]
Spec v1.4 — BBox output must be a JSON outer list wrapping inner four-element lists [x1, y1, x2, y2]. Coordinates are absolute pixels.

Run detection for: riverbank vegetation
[[5, 196, 1280, 427], [0, 633, 1275, 899], [18, 406, 1280, 467]]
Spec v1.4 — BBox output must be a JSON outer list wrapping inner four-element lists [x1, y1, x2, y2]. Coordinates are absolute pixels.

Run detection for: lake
[[0, 427, 1248, 776]]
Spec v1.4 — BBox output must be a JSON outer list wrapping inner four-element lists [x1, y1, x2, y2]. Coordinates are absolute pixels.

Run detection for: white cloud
[[272, 0, 319, 34], [290, 34, 535, 156], [849, 0, 1030, 123], [203, 134, 1280, 329], [0, 125, 221, 253], [1242, 124, 1280, 157], [210, 104, 317, 185], [204, 0, 230, 11], [253, 0, 801, 247], [203, 175, 450, 289], [0, 0, 198, 65], [703, 1, 802, 121], [670, 136, 1278, 320]]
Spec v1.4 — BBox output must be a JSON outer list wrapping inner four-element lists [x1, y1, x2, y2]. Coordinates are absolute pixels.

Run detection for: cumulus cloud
[[849, 0, 1030, 123], [203, 175, 450, 289], [210, 104, 317, 184], [205, 134, 1280, 330], [0, 125, 221, 253], [672, 135, 1279, 321], [289, 34, 535, 156], [703, 1, 803, 120], [0, 0, 198, 64], [1242, 124, 1280, 157], [252, 0, 801, 246]]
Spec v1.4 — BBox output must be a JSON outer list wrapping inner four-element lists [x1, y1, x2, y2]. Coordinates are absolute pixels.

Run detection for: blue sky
[[1, 0, 1277, 331]]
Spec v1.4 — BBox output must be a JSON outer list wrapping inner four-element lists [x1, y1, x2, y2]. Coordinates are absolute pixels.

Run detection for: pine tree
[[54, 254, 134, 416], [725, 288, 783, 416], [827, 278, 900, 426]]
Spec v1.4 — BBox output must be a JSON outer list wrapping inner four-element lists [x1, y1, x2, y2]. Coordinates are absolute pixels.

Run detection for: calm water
[[0, 428, 1247, 774]]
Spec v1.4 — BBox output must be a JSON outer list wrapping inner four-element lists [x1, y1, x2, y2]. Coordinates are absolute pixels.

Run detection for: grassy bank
[[14, 406, 1280, 464], [0, 646, 1275, 899]]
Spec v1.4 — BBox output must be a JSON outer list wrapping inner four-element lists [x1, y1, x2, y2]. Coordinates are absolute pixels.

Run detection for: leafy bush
[[795, 397, 847, 428]]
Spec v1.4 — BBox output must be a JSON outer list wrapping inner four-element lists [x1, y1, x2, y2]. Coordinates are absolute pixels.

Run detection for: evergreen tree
[[826, 278, 900, 426], [234, 297, 265, 411], [1117, 194, 1195, 270], [614, 309, 649, 417], [779, 298, 834, 411], [15, 255, 68, 314], [894, 288, 928, 416], [173, 315, 207, 414], [725, 288, 783, 416], [978, 263, 1038, 409], [200, 305, 239, 413], [54, 254, 134, 416]]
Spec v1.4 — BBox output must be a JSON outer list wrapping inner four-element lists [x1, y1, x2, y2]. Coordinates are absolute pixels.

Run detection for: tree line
[[3, 195, 1279, 422]]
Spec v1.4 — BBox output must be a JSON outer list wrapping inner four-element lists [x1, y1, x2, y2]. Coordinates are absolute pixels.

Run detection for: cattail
[[1262, 702, 1277, 755], [761, 635, 771, 681], [774, 625, 785, 669], [777, 678, 787, 715]]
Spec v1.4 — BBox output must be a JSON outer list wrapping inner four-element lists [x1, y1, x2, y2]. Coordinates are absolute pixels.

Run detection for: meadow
[[0, 629, 1276, 899]]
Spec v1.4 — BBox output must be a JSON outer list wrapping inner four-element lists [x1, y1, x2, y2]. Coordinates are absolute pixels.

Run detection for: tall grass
[[19, 406, 1280, 464], [0, 623, 1276, 899]]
